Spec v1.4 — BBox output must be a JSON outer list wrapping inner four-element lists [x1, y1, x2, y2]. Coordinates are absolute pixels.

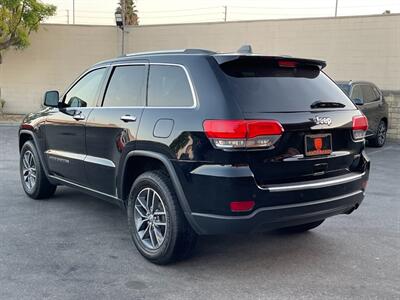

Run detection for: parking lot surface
[[0, 125, 399, 299]]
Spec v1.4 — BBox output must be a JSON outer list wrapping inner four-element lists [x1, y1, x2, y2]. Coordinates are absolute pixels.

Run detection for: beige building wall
[[0, 14, 399, 114], [0, 24, 119, 113], [126, 14, 400, 91]]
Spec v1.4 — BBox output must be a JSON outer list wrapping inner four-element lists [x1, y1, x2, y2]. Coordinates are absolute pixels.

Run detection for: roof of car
[[93, 48, 327, 69], [94, 49, 217, 66]]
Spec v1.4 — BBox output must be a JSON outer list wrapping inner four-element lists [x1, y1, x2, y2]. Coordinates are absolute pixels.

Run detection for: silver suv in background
[[337, 81, 389, 147]]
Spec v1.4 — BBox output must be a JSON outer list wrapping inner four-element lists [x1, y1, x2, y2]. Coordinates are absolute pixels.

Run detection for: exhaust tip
[[345, 203, 359, 215]]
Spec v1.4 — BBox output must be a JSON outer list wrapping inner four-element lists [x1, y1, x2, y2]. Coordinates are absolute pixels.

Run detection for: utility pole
[[224, 6, 227, 22], [334, 0, 338, 17], [122, 0, 126, 55], [72, 0, 75, 24]]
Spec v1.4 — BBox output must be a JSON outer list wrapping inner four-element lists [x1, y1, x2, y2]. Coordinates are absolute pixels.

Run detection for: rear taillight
[[203, 120, 284, 149], [352, 115, 368, 140]]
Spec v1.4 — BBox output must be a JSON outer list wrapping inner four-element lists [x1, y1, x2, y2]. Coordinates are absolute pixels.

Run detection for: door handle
[[120, 115, 137, 122], [73, 112, 85, 121]]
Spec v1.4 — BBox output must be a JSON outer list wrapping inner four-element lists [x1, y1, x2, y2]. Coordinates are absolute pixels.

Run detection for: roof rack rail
[[125, 48, 216, 57], [183, 49, 216, 54]]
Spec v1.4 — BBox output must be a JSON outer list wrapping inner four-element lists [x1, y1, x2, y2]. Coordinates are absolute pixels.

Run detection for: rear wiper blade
[[310, 100, 345, 109]]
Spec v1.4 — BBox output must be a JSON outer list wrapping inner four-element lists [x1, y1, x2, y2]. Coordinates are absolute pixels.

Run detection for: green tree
[[0, 0, 56, 63], [116, 0, 139, 26]]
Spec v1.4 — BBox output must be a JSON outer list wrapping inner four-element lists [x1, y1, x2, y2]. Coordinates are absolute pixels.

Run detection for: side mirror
[[44, 90, 59, 107], [352, 98, 364, 106]]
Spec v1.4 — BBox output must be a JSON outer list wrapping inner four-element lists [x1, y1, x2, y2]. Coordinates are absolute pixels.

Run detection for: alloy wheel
[[377, 122, 387, 146], [134, 187, 168, 250], [22, 150, 37, 190]]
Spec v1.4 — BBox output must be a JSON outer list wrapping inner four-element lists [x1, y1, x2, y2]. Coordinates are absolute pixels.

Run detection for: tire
[[20, 141, 57, 199], [369, 120, 387, 147], [278, 219, 325, 234], [127, 170, 197, 264]]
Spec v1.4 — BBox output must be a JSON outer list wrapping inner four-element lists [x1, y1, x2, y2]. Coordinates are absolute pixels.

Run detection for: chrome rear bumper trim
[[262, 172, 366, 192]]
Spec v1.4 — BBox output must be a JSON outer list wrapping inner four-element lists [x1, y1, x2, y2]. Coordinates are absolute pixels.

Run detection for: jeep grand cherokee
[[19, 48, 370, 264]]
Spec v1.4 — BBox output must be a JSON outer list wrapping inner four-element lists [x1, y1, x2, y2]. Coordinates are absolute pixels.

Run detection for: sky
[[43, 0, 400, 25]]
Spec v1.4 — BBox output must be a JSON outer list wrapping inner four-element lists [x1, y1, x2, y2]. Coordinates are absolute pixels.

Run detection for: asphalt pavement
[[0, 125, 399, 299]]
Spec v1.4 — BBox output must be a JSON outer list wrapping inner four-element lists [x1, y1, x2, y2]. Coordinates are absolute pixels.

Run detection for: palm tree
[[116, 0, 139, 26]]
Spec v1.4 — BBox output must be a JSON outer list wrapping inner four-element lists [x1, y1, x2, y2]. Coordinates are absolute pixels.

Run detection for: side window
[[361, 85, 379, 103], [147, 65, 194, 107], [103, 65, 147, 107], [351, 85, 363, 101], [64, 68, 106, 108]]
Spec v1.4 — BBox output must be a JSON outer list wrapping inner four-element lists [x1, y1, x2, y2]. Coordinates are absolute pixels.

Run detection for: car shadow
[[180, 230, 336, 269], [46, 186, 340, 273]]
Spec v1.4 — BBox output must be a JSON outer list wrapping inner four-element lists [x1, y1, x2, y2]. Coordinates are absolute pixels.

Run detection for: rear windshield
[[219, 59, 355, 112]]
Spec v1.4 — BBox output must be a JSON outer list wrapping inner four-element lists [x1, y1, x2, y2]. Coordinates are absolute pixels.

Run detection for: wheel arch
[[19, 131, 33, 152], [120, 155, 167, 204], [119, 150, 203, 234], [19, 130, 51, 178]]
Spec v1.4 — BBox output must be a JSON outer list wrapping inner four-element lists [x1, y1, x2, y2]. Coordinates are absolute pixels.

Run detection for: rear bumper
[[174, 150, 370, 235], [191, 189, 364, 234]]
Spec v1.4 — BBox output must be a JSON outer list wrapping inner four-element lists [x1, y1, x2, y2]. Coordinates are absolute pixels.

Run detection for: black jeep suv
[[19, 49, 370, 264]]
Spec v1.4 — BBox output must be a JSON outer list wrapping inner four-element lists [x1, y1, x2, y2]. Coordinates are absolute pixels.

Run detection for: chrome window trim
[[103, 62, 198, 109], [60, 62, 198, 109], [146, 63, 198, 109]]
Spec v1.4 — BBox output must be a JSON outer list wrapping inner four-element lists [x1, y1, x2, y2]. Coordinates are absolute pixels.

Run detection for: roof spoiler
[[213, 55, 327, 70]]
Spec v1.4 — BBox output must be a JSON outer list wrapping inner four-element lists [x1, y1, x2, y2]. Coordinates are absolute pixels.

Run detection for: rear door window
[[219, 59, 355, 112], [103, 65, 147, 107], [147, 65, 194, 107]]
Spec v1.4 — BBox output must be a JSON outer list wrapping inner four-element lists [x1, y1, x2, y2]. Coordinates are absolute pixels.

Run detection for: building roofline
[[125, 12, 400, 28], [41, 13, 400, 29]]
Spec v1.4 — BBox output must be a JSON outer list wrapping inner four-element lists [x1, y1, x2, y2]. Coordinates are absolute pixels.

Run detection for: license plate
[[305, 134, 332, 156]]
